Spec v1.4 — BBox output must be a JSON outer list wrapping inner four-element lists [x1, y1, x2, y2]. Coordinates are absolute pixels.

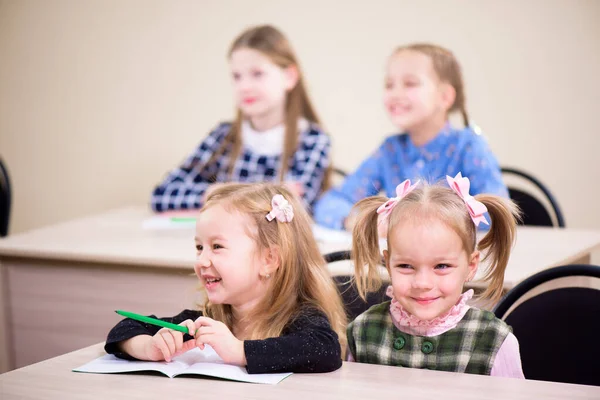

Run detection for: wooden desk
[[1, 343, 598, 400], [1, 206, 600, 372]]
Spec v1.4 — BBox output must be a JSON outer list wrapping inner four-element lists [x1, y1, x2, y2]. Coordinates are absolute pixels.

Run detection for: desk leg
[[0, 261, 15, 372]]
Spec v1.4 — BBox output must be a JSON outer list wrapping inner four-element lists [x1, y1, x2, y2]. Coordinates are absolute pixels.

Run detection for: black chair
[[325, 250, 388, 320], [493, 264, 600, 386], [0, 158, 10, 237], [501, 167, 565, 227]]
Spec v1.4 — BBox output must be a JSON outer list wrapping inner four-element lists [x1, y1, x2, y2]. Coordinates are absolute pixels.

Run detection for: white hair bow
[[266, 194, 294, 223]]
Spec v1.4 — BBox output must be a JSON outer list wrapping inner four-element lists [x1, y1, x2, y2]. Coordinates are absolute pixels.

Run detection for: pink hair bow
[[266, 194, 294, 223], [446, 172, 489, 227], [376, 179, 420, 219]]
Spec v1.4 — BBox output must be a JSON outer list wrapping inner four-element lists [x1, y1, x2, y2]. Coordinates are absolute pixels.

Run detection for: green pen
[[115, 310, 189, 334], [170, 217, 197, 223]]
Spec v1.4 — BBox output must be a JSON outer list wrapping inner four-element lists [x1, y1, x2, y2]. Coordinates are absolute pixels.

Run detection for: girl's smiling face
[[385, 217, 479, 320]]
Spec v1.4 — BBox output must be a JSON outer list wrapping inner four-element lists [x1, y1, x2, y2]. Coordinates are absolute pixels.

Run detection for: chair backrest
[[332, 167, 348, 178], [501, 167, 565, 227], [493, 264, 600, 386], [325, 251, 388, 321], [0, 158, 10, 237]]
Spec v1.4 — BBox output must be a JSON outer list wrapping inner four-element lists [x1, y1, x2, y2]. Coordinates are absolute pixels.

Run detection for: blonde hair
[[352, 181, 520, 306], [206, 25, 328, 186], [394, 43, 469, 127], [199, 182, 346, 353]]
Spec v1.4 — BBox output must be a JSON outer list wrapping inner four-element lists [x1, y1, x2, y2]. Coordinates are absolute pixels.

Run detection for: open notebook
[[73, 346, 291, 385]]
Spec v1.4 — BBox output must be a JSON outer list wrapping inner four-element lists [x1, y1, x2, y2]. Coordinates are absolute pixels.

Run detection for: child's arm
[[104, 309, 203, 360], [287, 129, 331, 209], [243, 307, 342, 374], [150, 123, 231, 212], [460, 135, 509, 198], [490, 333, 525, 378]]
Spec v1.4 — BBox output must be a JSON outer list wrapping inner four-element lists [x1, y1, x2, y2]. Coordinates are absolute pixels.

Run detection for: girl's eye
[[252, 70, 263, 78], [435, 264, 451, 270], [405, 80, 419, 87], [385, 81, 394, 90], [195, 244, 203, 252], [213, 244, 223, 250], [395, 264, 412, 269], [232, 72, 241, 81]]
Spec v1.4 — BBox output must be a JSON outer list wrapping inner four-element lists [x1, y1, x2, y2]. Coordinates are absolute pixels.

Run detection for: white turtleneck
[[242, 118, 309, 156]]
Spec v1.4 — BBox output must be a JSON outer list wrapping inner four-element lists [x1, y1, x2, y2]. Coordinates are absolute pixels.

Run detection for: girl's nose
[[193, 253, 211, 279], [236, 77, 253, 92], [412, 270, 434, 290], [390, 86, 405, 99], [195, 251, 211, 269]]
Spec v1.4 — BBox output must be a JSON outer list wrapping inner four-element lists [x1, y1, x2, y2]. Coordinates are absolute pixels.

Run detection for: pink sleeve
[[490, 332, 525, 378]]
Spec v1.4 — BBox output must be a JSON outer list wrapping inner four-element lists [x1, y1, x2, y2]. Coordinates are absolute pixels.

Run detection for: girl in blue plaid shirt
[[347, 174, 524, 378], [151, 25, 331, 212], [314, 44, 507, 230]]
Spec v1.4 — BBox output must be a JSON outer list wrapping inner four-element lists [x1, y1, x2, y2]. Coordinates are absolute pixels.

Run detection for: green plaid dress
[[347, 301, 511, 375]]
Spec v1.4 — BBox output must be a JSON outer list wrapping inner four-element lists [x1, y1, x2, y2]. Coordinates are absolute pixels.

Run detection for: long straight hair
[[208, 25, 325, 183], [199, 182, 347, 353]]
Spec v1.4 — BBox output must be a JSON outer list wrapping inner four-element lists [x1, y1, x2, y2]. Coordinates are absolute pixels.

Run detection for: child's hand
[[194, 317, 246, 366], [144, 319, 197, 362]]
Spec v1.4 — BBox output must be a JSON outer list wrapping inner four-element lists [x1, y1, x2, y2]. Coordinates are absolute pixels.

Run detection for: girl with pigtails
[[347, 173, 524, 378]]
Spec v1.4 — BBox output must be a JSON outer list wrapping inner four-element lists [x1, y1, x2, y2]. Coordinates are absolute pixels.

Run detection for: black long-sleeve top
[[104, 306, 342, 374]]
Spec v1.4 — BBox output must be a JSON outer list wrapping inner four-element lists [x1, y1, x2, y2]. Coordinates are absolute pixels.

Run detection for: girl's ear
[[466, 250, 480, 282], [260, 246, 281, 277], [284, 65, 299, 91], [439, 82, 456, 111]]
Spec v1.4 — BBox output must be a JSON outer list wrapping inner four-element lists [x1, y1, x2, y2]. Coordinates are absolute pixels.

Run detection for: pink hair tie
[[266, 194, 294, 223], [376, 179, 420, 220], [446, 172, 489, 227]]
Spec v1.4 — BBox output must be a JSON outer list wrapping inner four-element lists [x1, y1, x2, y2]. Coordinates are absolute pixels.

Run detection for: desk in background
[[1, 206, 600, 372], [1, 343, 598, 399]]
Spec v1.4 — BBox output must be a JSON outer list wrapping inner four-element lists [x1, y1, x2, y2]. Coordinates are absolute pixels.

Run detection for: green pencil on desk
[[115, 310, 189, 334], [170, 217, 197, 223]]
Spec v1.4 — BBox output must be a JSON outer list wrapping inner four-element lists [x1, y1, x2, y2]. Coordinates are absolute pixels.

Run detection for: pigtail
[[460, 106, 470, 129], [475, 195, 521, 304], [351, 196, 388, 300]]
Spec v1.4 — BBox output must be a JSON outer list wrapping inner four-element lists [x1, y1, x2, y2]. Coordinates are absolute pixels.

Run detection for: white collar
[[242, 118, 309, 156]]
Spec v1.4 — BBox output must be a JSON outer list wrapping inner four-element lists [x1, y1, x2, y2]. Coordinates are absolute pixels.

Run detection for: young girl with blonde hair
[[107, 183, 346, 373], [152, 25, 330, 212], [315, 43, 506, 230], [347, 173, 524, 378]]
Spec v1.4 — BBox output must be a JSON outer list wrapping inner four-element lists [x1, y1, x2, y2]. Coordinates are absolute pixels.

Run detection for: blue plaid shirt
[[151, 122, 331, 211], [314, 125, 508, 230]]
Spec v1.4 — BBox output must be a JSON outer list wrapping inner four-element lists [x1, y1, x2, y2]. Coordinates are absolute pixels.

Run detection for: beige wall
[[1, 0, 599, 235]]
